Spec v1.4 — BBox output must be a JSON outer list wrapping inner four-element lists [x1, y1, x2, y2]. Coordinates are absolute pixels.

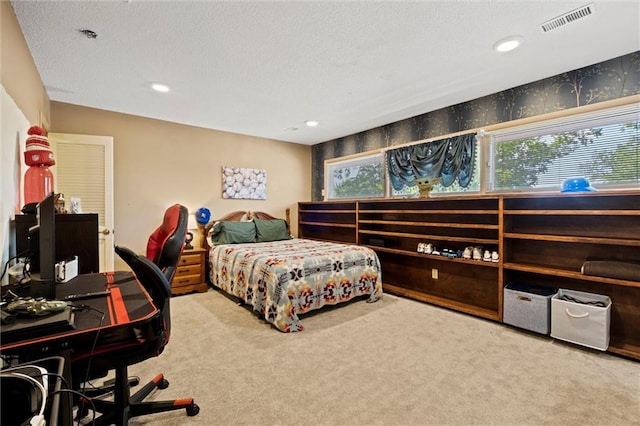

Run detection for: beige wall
[[1, 1, 49, 126], [50, 102, 311, 268], [1, 2, 50, 278]]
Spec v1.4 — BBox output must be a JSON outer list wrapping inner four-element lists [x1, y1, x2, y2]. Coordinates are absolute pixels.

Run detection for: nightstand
[[171, 247, 208, 295]]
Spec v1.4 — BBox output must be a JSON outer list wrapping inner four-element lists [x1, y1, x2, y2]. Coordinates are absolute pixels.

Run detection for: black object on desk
[[0, 307, 76, 345], [13, 213, 99, 275]]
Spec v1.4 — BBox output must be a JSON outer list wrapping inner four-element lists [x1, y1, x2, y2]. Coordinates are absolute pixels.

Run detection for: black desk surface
[[0, 271, 158, 358]]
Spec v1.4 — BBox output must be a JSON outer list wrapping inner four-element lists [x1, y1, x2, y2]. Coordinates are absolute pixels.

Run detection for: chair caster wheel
[[187, 403, 200, 416], [158, 378, 169, 389]]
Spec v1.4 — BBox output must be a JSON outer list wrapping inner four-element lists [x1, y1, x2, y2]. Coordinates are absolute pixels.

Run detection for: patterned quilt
[[208, 239, 382, 332]]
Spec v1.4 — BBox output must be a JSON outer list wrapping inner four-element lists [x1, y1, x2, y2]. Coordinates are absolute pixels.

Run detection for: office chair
[[73, 204, 199, 425], [146, 203, 188, 282]]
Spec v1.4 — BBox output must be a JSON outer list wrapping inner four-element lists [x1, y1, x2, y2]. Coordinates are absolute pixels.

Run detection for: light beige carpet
[[115, 289, 639, 425]]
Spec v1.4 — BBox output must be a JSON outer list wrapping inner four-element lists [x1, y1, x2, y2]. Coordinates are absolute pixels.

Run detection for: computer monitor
[[29, 192, 56, 299]]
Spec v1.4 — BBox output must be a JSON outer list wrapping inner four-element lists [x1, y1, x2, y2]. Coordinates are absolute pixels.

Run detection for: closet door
[[49, 133, 114, 272]]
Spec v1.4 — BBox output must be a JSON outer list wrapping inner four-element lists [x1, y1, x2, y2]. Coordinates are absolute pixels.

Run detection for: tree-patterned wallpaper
[[311, 51, 640, 201]]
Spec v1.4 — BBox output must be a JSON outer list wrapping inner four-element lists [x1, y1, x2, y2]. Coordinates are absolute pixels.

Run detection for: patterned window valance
[[387, 133, 476, 190]]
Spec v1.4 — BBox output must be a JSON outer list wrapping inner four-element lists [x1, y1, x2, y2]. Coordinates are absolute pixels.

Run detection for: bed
[[203, 210, 382, 332]]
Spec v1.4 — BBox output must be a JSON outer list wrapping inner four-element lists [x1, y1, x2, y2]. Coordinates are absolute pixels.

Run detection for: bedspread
[[208, 239, 382, 332]]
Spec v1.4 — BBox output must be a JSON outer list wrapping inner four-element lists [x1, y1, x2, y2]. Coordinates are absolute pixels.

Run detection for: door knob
[[101, 229, 111, 235]]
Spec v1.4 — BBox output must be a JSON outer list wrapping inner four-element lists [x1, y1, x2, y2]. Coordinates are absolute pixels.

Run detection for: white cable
[[0, 371, 47, 421]]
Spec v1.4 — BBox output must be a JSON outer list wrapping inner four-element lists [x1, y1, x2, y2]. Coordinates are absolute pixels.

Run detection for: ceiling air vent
[[540, 4, 594, 33]]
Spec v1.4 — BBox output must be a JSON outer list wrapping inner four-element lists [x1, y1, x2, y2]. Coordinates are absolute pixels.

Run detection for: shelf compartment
[[504, 232, 640, 247], [298, 224, 356, 244], [359, 229, 497, 246], [359, 219, 499, 230], [364, 245, 499, 268], [503, 238, 639, 274], [378, 251, 499, 316], [299, 221, 356, 228], [504, 209, 640, 216], [503, 262, 640, 288], [502, 269, 640, 360], [503, 193, 640, 211], [503, 214, 639, 241], [383, 284, 500, 321]]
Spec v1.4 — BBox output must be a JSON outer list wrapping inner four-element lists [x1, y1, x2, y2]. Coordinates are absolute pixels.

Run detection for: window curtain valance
[[387, 133, 477, 190]]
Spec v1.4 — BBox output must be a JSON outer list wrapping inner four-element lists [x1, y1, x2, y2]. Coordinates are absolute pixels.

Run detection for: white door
[[49, 133, 114, 272]]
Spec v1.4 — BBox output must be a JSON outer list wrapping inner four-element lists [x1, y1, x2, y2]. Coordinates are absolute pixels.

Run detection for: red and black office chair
[[74, 204, 199, 425]]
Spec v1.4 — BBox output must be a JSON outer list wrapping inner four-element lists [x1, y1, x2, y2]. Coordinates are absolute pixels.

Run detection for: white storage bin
[[504, 283, 556, 335], [551, 289, 611, 351]]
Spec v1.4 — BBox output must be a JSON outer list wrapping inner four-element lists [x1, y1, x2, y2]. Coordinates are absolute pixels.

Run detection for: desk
[[1, 272, 159, 425], [1, 271, 158, 359]]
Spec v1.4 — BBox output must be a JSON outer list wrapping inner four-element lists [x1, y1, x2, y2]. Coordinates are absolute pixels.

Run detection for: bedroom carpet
[[110, 289, 639, 425]]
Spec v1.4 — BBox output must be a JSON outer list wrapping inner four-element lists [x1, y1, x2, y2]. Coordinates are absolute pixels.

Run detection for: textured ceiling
[[10, 1, 640, 145]]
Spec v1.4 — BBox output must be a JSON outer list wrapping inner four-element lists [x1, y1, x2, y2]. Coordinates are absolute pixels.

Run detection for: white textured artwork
[[222, 166, 267, 199]]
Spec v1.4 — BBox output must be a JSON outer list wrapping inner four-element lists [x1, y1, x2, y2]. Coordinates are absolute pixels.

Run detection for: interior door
[[49, 133, 114, 272]]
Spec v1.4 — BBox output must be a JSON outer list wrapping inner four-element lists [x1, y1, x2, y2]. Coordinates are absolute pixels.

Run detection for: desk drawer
[[172, 274, 202, 288], [179, 254, 201, 266], [175, 264, 201, 277]]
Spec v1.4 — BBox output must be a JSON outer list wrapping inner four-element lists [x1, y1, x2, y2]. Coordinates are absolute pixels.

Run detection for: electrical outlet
[[432, 268, 438, 279]]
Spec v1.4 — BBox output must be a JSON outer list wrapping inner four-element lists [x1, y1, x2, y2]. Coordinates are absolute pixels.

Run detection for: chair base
[[78, 366, 199, 426]]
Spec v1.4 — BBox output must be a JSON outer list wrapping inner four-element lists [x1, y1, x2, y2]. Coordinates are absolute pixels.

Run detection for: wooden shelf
[[299, 221, 356, 228], [300, 192, 640, 360], [365, 245, 499, 267], [359, 229, 498, 245], [504, 232, 639, 246], [360, 219, 498, 230], [504, 209, 640, 216], [503, 262, 640, 288], [299, 209, 355, 214], [359, 209, 498, 215], [383, 283, 500, 321]]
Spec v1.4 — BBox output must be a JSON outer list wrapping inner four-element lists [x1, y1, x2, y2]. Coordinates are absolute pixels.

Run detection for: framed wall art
[[222, 166, 267, 199]]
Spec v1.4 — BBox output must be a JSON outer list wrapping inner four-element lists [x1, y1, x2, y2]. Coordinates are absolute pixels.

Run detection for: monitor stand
[[29, 273, 56, 300]]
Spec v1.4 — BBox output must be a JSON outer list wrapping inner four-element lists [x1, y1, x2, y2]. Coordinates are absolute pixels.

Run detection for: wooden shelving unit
[[299, 191, 640, 360], [298, 201, 357, 244]]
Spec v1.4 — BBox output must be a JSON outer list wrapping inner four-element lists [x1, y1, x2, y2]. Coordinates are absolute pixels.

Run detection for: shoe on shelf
[[431, 247, 440, 256], [417, 243, 424, 253], [462, 247, 472, 259], [491, 251, 499, 263], [425, 243, 434, 254], [482, 250, 492, 262], [472, 246, 483, 261]]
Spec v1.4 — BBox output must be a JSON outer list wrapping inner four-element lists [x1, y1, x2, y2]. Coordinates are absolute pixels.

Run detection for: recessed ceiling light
[[151, 83, 170, 93], [493, 36, 524, 53], [305, 120, 319, 127]]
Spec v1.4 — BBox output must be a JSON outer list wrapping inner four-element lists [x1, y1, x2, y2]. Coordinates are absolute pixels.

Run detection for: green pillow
[[212, 221, 256, 244], [254, 219, 290, 243]]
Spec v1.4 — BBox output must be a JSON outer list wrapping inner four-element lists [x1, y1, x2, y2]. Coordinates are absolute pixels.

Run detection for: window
[[487, 103, 639, 192], [325, 153, 384, 199]]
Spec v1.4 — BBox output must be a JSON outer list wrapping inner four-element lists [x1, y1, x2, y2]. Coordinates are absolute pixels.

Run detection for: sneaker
[[491, 251, 499, 263], [462, 247, 472, 259], [482, 250, 491, 262], [425, 243, 434, 254], [431, 248, 440, 256], [417, 243, 424, 253], [472, 246, 483, 261]]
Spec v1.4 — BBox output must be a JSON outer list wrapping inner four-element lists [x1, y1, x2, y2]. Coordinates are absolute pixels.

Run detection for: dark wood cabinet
[[299, 191, 640, 360], [14, 213, 99, 275]]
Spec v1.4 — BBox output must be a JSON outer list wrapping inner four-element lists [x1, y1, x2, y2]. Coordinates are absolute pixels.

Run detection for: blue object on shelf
[[561, 176, 597, 192]]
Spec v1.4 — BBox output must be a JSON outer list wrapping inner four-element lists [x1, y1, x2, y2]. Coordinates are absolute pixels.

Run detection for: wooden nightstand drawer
[[175, 264, 201, 277], [178, 254, 201, 266], [171, 248, 208, 295], [172, 274, 202, 288]]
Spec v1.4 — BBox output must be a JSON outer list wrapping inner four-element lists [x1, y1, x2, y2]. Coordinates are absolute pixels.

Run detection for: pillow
[[212, 221, 256, 245], [254, 219, 290, 243]]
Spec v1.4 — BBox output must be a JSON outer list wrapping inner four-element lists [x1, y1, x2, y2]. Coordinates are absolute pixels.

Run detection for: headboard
[[200, 208, 291, 250]]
